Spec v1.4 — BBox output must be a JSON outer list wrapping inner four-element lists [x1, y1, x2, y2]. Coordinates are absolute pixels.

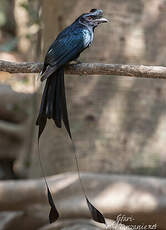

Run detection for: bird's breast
[[81, 29, 93, 47]]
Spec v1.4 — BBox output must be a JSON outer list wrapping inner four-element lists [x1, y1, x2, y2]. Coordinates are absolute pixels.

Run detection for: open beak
[[94, 17, 109, 23], [88, 9, 109, 24]]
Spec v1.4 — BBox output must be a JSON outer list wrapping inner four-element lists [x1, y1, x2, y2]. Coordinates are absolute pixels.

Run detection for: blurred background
[[0, 0, 166, 229]]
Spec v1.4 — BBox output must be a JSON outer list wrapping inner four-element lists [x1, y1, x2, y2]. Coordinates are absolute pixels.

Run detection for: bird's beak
[[94, 17, 109, 23]]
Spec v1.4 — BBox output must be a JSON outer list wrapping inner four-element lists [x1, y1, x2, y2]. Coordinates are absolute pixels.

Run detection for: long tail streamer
[[36, 68, 107, 227]]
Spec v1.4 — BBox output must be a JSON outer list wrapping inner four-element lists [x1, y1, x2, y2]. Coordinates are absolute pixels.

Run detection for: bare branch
[[0, 60, 166, 79], [0, 60, 42, 74]]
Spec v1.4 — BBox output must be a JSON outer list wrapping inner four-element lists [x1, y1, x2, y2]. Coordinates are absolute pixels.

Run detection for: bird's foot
[[72, 60, 82, 65]]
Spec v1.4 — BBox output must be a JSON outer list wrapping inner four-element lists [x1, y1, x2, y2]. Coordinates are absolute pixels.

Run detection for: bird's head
[[78, 9, 108, 28]]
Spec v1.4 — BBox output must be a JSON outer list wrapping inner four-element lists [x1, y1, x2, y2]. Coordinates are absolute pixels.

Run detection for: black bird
[[36, 9, 108, 225]]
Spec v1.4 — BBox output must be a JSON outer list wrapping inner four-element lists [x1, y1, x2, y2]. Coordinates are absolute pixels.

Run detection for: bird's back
[[41, 22, 93, 77]]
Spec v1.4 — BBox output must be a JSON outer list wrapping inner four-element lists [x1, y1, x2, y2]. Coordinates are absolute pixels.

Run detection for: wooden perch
[[0, 60, 166, 79]]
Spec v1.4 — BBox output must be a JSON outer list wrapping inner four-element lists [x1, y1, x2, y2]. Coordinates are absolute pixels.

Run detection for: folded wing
[[41, 28, 91, 81]]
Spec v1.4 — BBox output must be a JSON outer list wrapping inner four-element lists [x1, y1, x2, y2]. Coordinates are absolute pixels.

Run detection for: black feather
[[47, 187, 59, 223], [59, 68, 72, 139], [86, 196, 106, 224], [54, 70, 62, 127]]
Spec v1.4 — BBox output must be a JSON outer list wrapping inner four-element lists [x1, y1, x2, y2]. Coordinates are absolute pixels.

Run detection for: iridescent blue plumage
[[41, 24, 93, 81], [45, 26, 92, 65]]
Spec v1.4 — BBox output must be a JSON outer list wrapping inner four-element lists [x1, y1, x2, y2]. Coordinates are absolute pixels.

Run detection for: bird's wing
[[41, 29, 91, 81]]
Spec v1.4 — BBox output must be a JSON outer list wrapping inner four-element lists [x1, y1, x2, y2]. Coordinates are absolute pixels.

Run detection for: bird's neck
[[78, 19, 94, 32]]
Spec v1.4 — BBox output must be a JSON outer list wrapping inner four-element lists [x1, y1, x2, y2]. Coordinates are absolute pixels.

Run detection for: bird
[[36, 9, 108, 225]]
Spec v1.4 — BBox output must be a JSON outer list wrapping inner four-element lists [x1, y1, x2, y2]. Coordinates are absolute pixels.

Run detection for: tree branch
[[0, 60, 166, 79]]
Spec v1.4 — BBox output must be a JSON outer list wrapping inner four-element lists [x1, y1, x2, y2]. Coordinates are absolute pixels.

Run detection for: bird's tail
[[36, 67, 68, 223], [36, 67, 106, 226], [36, 67, 67, 138]]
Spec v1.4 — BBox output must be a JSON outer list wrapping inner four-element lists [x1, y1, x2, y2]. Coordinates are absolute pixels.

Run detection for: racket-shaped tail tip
[[86, 196, 106, 225], [49, 206, 59, 224], [47, 187, 59, 223]]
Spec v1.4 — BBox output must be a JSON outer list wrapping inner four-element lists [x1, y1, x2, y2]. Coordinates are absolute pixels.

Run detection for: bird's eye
[[87, 16, 92, 20]]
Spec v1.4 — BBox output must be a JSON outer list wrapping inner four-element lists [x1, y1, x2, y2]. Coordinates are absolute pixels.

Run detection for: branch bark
[[0, 60, 166, 79]]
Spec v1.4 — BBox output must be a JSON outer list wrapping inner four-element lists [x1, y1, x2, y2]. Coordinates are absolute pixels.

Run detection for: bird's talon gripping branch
[[75, 60, 82, 64]]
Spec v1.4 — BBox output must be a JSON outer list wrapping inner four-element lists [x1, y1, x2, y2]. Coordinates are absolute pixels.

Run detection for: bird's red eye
[[87, 16, 92, 20]]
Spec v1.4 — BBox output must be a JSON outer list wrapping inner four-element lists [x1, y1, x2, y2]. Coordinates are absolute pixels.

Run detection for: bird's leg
[[74, 59, 82, 64]]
